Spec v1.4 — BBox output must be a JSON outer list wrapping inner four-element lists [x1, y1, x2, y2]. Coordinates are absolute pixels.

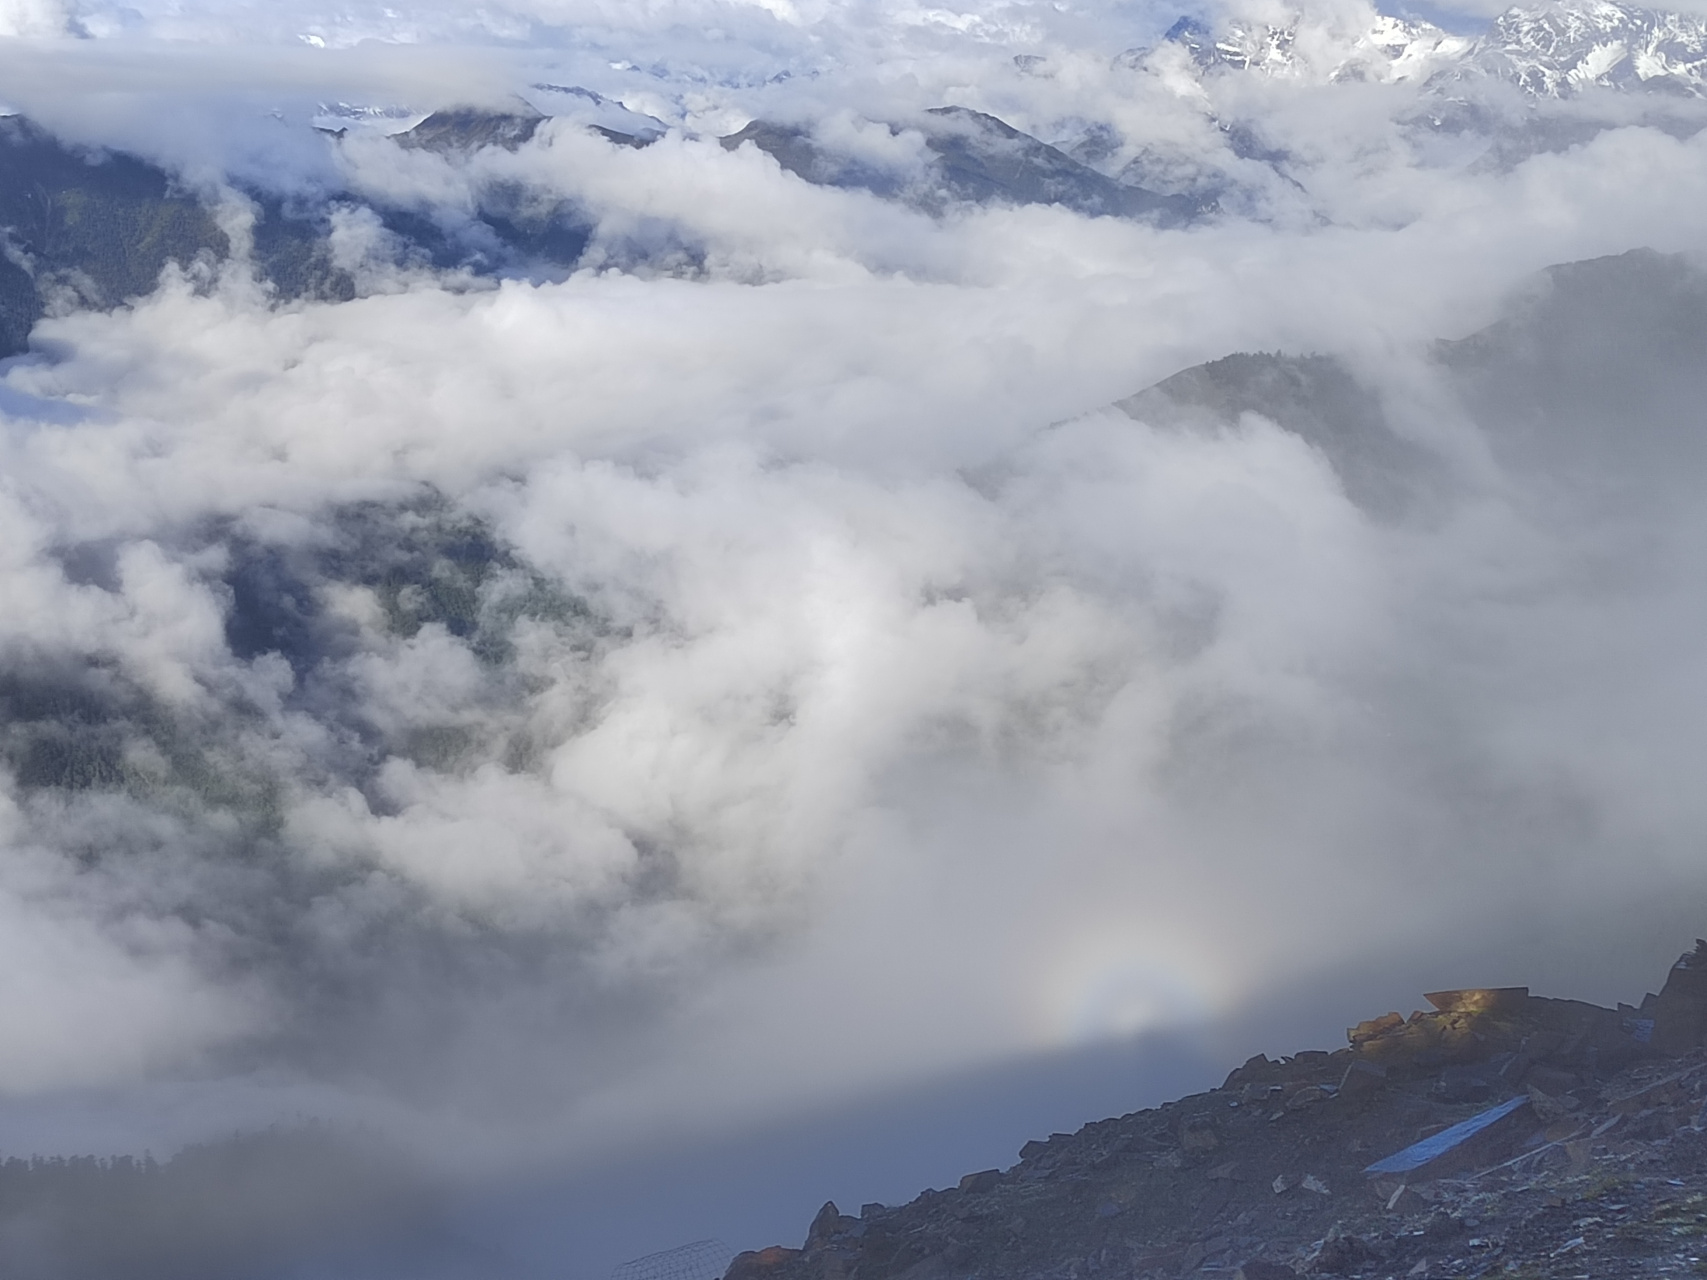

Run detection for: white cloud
[[0, 0, 66, 37], [0, 0, 1700, 1175], [0, 787, 262, 1093]]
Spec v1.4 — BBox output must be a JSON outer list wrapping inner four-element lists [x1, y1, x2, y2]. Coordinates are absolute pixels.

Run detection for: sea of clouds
[[0, 0, 1700, 1213]]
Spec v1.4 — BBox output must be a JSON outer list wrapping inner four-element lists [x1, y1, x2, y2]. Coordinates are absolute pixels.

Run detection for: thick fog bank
[[0, 2, 1700, 1254]]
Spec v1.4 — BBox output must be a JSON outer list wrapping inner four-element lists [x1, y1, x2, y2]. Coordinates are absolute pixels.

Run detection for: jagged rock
[[804, 1201, 858, 1248], [1242, 1082, 1280, 1106], [1649, 940, 1707, 1052], [1622, 1107, 1678, 1140], [1436, 1061, 1502, 1103], [957, 1170, 1000, 1193], [1307, 1228, 1368, 1275], [1180, 1114, 1221, 1150], [1339, 1060, 1387, 1103], [726, 1246, 801, 1280], [1609, 1066, 1699, 1113], [1236, 1262, 1299, 1280], [1668, 1125, 1707, 1172], [1287, 1086, 1329, 1112], [1385, 1183, 1432, 1213], [1525, 1085, 1582, 1123], [1523, 1064, 1580, 1094], [1349, 1013, 1404, 1046], [1226, 1054, 1278, 1089]]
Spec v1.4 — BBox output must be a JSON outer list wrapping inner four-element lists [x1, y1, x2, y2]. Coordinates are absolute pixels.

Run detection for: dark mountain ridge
[[725, 943, 1707, 1280], [0, 115, 230, 356], [1116, 248, 1707, 517], [720, 108, 1210, 225], [0, 109, 610, 358], [0, 98, 1212, 367]]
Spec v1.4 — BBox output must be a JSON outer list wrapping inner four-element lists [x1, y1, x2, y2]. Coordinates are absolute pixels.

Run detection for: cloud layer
[[0, 0, 1703, 1186]]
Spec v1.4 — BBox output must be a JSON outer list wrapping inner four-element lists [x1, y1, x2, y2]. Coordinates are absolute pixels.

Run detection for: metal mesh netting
[[610, 1239, 737, 1280]]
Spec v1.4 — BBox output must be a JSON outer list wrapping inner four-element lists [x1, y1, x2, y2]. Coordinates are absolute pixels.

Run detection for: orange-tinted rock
[[1348, 1013, 1404, 1046], [804, 1201, 860, 1248], [1423, 988, 1529, 1015], [726, 1246, 803, 1280]]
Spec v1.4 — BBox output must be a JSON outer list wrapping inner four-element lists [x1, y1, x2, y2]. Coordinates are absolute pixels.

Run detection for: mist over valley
[[0, 0, 1703, 1272]]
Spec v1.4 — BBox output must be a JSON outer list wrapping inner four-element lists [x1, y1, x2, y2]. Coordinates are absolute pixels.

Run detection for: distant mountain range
[[0, 97, 1216, 360], [1145, 0, 1707, 95], [0, 109, 601, 358], [1475, 0, 1707, 93], [0, 0, 1705, 358], [733, 0, 1707, 222], [719, 107, 1209, 226]]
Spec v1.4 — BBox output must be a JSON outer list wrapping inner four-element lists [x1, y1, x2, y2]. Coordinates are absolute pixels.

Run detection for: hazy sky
[[0, 0, 1706, 1272]]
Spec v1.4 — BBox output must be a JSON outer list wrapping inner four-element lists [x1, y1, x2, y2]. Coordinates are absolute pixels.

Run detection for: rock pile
[[725, 943, 1707, 1280]]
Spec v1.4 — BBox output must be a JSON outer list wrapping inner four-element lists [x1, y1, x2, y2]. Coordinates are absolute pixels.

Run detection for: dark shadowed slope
[[723, 944, 1707, 1280], [1116, 248, 1707, 515], [1116, 352, 1443, 518], [0, 109, 621, 360], [0, 116, 228, 357], [395, 105, 547, 154], [721, 108, 1210, 225], [1438, 248, 1707, 491]]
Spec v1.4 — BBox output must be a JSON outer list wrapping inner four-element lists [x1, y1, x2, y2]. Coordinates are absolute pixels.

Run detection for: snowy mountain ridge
[[1476, 0, 1707, 93], [1158, 10, 1473, 83], [1153, 0, 1707, 95]]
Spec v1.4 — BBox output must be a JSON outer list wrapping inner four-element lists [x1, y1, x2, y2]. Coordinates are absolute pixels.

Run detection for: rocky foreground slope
[[726, 943, 1707, 1280]]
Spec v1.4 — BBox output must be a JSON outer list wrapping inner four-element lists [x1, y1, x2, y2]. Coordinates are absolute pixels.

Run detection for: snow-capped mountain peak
[[1147, 0, 1707, 95], [1476, 0, 1707, 94], [1152, 7, 1470, 83]]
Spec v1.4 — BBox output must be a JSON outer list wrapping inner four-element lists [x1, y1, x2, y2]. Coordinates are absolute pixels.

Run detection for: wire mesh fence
[[610, 1238, 737, 1280]]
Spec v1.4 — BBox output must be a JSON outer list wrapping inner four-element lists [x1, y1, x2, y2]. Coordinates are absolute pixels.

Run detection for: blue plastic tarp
[[1363, 1095, 1531, 1178]]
